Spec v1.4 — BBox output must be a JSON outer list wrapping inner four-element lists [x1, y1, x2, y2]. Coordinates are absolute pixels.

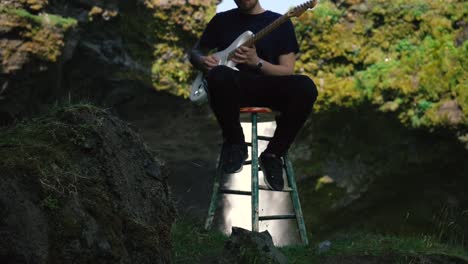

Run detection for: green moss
[[0, 7, 77, 29], [0, 7, 77, 64], [0, 104, 101, 202]]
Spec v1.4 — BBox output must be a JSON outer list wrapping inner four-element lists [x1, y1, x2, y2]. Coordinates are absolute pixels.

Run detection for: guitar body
[[190, 31, 255, 105]]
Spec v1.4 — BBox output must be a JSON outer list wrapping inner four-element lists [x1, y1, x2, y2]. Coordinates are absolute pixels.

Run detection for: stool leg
[[284, 154, 309, 245], [251, 113, 259, 232], [205, 165, 222, 230]]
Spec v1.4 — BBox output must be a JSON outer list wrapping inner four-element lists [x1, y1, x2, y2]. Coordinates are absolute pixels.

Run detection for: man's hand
[[201, 55, 220, 71], [232, 46, 260, 67]]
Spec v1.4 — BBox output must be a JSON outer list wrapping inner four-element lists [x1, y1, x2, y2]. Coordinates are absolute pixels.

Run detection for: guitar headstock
[[286, 0, 318, 18]]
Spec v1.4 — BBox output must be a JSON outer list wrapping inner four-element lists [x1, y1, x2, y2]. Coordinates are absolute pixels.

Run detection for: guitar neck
[[245, 15, 290, 46], [227, 14, 291, 60]]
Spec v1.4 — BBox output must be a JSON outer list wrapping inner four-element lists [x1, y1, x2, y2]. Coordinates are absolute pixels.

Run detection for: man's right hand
[[201, 55, 220, 71]]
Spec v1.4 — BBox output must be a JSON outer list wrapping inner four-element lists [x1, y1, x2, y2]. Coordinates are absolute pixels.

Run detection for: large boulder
[[0, 105, 176, 263]]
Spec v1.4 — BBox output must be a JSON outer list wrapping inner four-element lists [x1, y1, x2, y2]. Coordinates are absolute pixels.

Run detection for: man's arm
[[232, 46, 296, 76], [189, 40, 219, 73]]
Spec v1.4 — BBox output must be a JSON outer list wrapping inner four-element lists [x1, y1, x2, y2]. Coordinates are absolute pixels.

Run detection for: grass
[[172, 217, 468, 263], [283, 232, 468, 263], [171, 216, 227, 263]]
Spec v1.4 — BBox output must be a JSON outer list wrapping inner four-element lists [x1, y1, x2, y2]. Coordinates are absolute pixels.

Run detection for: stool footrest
[[219, 189, 251, 196], [259, 214, 296, 221], [258, 185, 292, 192], [220, 187, 292, 195], [246, 137, 272, 146]]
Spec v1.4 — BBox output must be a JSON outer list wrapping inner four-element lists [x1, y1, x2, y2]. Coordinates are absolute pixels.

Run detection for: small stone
[[145, 161, 162, 180], [221, 227, 288, 264], [317, 240, 332, 253], [97, 239, 112, 257]]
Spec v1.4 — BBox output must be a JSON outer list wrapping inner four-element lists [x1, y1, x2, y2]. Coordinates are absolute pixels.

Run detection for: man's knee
[[206, 65, 233, 88], [291, 75, 318, 104]]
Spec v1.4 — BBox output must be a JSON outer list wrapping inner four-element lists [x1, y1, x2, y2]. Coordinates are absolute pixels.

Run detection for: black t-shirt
[[199, 8, 299, 74]]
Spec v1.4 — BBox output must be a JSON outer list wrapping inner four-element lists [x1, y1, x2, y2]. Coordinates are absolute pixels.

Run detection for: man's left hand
[[232, 45, 260, 67]]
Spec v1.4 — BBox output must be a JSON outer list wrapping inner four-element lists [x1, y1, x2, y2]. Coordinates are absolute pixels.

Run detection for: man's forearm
[[189, 39, 212, 73], [189, 48, 207, 73]]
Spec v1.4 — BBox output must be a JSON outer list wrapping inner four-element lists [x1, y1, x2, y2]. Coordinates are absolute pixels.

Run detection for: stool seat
[[240, 107, 272, 113], [239, 107, 276, 123]]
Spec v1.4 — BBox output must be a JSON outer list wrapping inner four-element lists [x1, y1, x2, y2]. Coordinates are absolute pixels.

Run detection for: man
[[189, 0, 318, 191]]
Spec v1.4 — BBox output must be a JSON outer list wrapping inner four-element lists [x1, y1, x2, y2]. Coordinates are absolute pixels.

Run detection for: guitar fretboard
[[227, 14, 291, 60]]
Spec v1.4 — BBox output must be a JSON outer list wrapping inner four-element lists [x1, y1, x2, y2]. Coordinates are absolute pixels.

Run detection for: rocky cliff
[[0, 0, 217, 124]]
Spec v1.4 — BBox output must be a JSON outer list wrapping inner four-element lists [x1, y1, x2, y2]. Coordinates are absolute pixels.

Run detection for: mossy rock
[[0, 105, 176, 263]]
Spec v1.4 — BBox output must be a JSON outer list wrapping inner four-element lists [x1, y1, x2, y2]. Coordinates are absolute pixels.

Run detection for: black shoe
[[220, 142, 248, 173], [259, 152, 284, 191]]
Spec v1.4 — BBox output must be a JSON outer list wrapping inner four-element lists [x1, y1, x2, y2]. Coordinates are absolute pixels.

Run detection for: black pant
[[206, 65, 318, 156]]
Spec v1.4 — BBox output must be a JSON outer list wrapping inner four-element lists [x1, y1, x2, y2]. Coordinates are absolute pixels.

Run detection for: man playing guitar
[[189, 0, 318, 191]]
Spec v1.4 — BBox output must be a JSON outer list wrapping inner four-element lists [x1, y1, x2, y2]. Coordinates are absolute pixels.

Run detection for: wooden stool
[[204, 107, 309, 245]]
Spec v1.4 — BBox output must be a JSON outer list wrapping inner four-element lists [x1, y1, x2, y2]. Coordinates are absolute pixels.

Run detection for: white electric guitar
[[190, 0, 318, 105]]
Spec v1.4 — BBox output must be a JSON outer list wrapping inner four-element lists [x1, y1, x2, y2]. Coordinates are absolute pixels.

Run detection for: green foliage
[[311, 1, 343, 25], [294, 0, 467, 129], [147, 2, 217, 97]]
